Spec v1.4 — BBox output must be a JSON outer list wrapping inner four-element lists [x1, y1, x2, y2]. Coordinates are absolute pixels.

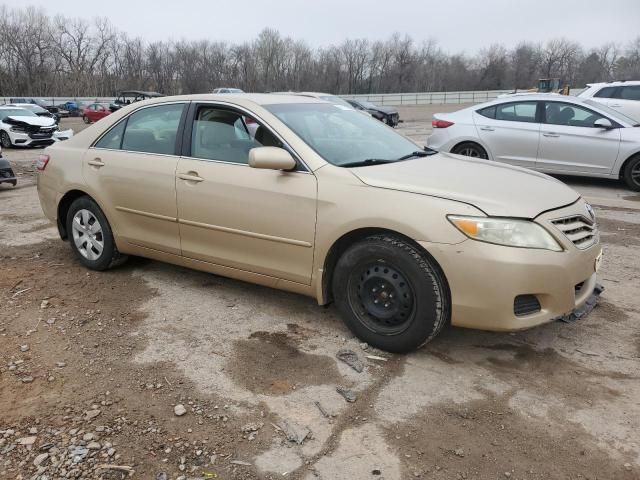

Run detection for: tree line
[[1, 5, 639, 98]]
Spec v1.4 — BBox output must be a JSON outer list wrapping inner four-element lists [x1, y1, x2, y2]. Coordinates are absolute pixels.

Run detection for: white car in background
[[0, 106, 74, 148], [577, 81, 640, 122], [427, 93, 640, 191]]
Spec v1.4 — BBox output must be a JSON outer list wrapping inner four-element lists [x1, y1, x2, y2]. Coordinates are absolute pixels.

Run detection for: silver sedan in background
[[427, 93, 640, 191]]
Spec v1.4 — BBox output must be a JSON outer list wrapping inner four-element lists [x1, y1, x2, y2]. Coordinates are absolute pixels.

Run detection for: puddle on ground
[[226, 331, 342, 395]]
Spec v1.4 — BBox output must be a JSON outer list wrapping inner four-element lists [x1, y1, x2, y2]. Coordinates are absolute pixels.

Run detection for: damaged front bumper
[[556, 283, 605, 323]]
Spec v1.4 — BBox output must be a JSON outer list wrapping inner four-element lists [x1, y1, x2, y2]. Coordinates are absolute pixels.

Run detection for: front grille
[[28, 126, 56, 139], [551, 215, 598, 249], [514, 294, 541, 317]]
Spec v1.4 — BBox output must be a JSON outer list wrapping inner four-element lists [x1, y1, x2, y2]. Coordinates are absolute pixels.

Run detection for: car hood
[[349, 153, 580, 218], [5, 115, 56, 127]]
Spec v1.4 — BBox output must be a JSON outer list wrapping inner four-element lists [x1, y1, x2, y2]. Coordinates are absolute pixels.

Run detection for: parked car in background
[[57, 101, 82, 117], [10, 97, 61, 117], [6, 103, 59, 123], [213, 88, 244, 93], [82, 103, 112, 124], [0, 148, 17, 186], [36, 94, 602, 352], [0, 106, 59, 148], [428, 93, 640, 191], [577, 81, 640, 122], [345, 99, 400, 126]]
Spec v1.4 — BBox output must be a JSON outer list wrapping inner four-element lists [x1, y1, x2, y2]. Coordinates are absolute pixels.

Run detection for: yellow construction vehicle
[[536, 78, 571, 95]]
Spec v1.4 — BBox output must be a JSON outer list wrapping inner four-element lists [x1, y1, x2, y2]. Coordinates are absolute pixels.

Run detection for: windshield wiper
[[340, 159, 396, 168], [395, 149, 436, 161]]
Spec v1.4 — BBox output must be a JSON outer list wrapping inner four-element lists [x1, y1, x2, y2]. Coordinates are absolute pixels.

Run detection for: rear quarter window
[[594, 86, 618, 99], [477, 106, 496, 119]]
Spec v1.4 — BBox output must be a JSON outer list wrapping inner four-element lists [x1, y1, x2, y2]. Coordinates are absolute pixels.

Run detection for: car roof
[[123, 93, 325, 107], [0, 105, 30, 110], [586, 80, 640, 88]]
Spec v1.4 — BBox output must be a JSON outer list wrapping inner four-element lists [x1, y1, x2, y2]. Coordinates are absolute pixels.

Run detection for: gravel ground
[[1, 112, 639, 480]]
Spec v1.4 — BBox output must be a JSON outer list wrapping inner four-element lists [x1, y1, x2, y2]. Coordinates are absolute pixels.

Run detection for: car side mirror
[[594, 118, 614, 129], [249, 147, 296, 171]]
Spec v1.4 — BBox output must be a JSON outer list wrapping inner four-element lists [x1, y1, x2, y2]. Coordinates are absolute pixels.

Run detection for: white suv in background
[[578, 81, 640, 122]]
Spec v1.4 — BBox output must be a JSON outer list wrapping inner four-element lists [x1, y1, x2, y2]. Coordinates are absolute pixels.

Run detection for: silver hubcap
[[460, 147, 480, 157], [71, 209, 104, 261], [632, 163, 640, 185]]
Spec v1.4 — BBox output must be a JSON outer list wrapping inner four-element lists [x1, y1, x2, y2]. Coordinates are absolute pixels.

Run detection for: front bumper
[[419, 200, 603, 331], [423, 239, 602, 331], [9, 131, 55, 147]]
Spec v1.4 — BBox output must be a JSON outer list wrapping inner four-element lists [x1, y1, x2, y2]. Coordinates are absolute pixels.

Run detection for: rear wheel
[[451, 142, 488, 159], [332, 235, 450, 353], [66, 196, 126, 270], [0, 131, 12, 148], [622, 155, 640, 191]]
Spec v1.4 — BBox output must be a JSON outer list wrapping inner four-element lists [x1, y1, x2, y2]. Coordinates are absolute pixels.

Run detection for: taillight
[[36, 154, 50, 171], [432, 119, 454, 128]]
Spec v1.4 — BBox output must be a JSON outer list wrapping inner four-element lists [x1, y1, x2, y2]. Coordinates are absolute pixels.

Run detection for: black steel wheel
[[332, 235, 450, 353], [451, 142, 488, 159], [622, 155, 640, 192], [349, 262, 415, 335]]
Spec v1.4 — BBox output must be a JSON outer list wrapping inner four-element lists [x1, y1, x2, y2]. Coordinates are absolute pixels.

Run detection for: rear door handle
[[479, 126, 495, 131], [542, 132, 560, 138], [609, 104, 622, 108], [87, 158, 105, 167], [178, 172, 204, 183]]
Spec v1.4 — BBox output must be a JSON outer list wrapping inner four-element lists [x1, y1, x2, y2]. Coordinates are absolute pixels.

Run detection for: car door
[[536, 101, 621, 175], [175, 103, 317, 285], [473, 101, 541, 168], [610, 86, 640, 122], [83, 102, 187, 255]]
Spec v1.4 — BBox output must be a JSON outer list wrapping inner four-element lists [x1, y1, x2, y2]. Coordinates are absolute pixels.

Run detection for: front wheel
[[0, 131, 12, 148], [66, 196, 127, 270], [332, 235, 450, 353], [622, 155, 640, 191], [83, 116, 91, 124], [451, 142, 488, 159]]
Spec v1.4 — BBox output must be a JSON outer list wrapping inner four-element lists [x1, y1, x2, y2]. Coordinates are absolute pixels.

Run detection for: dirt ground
[[1, 112, 639, 480]]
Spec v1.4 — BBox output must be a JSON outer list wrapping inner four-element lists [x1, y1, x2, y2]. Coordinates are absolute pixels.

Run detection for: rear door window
[[495, 102, 538, 123], [121, 103, 185, 155]]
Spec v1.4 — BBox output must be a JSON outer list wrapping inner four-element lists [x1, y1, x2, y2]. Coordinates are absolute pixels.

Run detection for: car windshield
[[265, 103, 425, 167], [0, 108, 37, 120], [319, 95, 353, 108], [583, 99, 639, 126]]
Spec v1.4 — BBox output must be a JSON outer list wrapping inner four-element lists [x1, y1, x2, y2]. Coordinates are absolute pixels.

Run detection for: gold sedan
[[36, 94, 602, 352]]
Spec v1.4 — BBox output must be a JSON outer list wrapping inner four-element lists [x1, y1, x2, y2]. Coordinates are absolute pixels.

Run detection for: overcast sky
[[7, 0, 640, 52]]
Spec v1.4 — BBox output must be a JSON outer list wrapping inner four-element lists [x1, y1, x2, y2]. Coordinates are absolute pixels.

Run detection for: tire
[[332, 235, 450, 353], [451, 142, 488, 159], [0, 131, 12, 148], [622, 155, 640, 191], [65, 196, 127, 271], [83, 116, 91, 124]]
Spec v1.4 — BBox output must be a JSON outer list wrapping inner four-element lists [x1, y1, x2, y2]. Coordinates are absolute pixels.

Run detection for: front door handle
[[609, 104, 622, 108], [87, 158, 105, 167], [542, 132, 560, 138], [178, 172, 204, 183], [479, 126, 495, 131]]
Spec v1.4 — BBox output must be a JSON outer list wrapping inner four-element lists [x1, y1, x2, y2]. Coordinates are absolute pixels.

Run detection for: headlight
[[10, 126, 26, 133], [448, 215, 563, 251]]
